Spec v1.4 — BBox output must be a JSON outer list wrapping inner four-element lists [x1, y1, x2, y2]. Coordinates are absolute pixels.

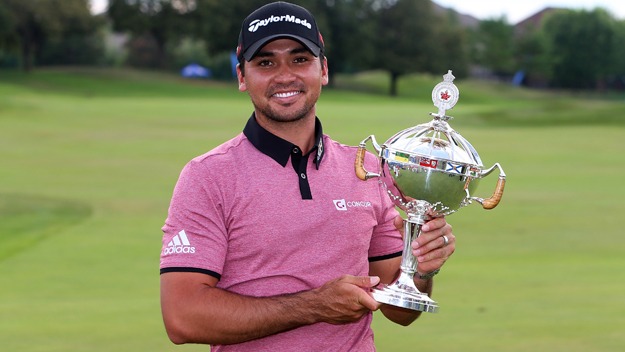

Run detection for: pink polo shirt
[[161, 116, 402, 351]]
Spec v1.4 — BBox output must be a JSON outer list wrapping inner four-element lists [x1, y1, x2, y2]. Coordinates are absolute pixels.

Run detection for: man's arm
[[369, 216, 455, 326], [161, 271, 382, 345]]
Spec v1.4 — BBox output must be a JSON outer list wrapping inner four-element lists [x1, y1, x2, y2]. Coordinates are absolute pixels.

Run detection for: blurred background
[[3, 0, 625, 90], [1, 1, 624, 351]]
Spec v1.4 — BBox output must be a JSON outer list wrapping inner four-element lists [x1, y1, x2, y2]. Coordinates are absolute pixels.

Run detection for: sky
[[434, 0, 625, 23], [89, 0, 625, 24]]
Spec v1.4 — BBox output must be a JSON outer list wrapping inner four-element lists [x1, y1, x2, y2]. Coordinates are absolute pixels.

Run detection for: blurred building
[[514, 7, 564, 37]]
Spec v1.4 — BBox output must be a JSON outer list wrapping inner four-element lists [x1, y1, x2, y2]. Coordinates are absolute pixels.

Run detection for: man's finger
[[360, 292, 382, 311], [338, 276, 382, 311], [421, 216, 446, 232], [344, 275, 380, 288]]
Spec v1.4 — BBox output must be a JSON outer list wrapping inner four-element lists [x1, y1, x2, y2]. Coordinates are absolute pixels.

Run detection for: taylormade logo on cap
[[248, 14, 312, 32], [238, 2, 323, 61]]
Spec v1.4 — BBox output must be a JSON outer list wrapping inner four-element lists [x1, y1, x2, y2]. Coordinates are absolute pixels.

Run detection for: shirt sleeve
[[160, 159, 228, 279]]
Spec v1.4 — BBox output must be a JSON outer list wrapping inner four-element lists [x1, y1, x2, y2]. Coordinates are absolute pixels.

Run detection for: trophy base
[[372, 283, 439, 313]]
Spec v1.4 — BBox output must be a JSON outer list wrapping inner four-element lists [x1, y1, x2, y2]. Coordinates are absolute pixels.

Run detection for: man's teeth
[[273, 91, 300, 98]]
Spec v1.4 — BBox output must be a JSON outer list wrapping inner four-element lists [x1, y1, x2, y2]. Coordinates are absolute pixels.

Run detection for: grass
[[0, 194, 91, 260], [0, 67, 624, 351]]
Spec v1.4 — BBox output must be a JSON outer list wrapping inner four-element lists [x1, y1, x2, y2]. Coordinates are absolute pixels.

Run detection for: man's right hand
[[309, 275, 382, 325]]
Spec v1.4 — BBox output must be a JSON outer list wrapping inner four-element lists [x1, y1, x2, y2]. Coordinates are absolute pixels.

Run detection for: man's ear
[[237, 64, 247, 92], [321, 58, 329, 86]]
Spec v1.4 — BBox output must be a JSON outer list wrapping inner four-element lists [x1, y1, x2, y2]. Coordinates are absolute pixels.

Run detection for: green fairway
[[1, 68, 624, 351]]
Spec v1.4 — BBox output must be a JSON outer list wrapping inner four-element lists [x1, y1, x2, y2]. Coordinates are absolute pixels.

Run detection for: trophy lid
[[383, 70, 483, 168]]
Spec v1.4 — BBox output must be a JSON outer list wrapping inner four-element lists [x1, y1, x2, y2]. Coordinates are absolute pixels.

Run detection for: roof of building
[[432, 2, 480, 29]]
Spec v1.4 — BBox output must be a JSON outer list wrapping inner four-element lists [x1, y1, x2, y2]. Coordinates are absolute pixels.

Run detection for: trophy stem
[[400, 214, 425, 275], [370, 207, 439, 313]]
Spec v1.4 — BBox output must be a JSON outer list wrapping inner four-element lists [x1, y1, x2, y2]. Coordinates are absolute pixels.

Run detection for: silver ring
[[442, 235, 449, 247]]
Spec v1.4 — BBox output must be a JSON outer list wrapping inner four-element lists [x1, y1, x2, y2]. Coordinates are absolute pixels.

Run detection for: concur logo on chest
[[334, 199, 372, 211]]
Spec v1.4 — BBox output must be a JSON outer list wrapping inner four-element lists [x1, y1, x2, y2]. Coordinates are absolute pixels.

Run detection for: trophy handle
[[470, 163, 506, 210], [355, 136, 381, 180], [483, 176, 505, 209]]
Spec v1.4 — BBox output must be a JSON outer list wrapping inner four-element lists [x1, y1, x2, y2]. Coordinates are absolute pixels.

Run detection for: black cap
[[237, 2, 324, 62]]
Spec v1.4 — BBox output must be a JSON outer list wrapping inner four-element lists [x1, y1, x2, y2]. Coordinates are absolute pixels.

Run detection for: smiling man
[[159, 2, 455, 351]]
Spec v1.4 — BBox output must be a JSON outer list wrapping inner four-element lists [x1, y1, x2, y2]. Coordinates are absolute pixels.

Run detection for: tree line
[[1, 0, 625, 92]]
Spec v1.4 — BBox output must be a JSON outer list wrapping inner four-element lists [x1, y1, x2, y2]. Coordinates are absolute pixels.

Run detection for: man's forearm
[[161, 272, 379, 345], [163, 282, 319, 345]]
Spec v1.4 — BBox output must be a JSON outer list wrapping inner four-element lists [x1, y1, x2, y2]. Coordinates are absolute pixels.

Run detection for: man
[[160, 2, 455, 351]]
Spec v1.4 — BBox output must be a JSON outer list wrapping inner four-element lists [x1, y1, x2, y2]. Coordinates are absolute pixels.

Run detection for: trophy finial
[[431, 70, 460, 121], [443, 70, 455, 83]]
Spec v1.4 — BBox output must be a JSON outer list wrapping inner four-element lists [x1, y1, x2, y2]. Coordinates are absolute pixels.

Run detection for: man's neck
[[254, 112, 317, 154]]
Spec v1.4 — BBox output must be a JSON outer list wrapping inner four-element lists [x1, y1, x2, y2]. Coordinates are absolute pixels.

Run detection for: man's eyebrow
[[290, 47, 310, 55], [254, 51, 275, 59]]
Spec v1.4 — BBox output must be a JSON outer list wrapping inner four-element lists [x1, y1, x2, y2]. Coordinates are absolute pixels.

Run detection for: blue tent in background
[[181, 63, 211, 78], [230, 51, 238, 79], [512, 70, 525, 87]]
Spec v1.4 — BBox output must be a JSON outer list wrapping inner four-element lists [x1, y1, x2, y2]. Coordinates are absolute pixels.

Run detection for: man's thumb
[[359, 276, 380, 288]]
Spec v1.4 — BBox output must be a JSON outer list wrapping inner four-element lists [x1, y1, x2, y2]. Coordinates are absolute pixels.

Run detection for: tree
[[188, 0, 268, 58], [543, 8, 617, 89], [428, 9, 470, 79], [1, 0, 44, 71], [108, 0, 198, 69], [470, 17, 515, 75], [514, 24, 551, 87], [0, 2, 15, 44], [308, 0, 377, 86], [609, 19, 625, 88], [373, 0, 437, 96], [0, 0, 98, 71], [0, 0, 97, 71]]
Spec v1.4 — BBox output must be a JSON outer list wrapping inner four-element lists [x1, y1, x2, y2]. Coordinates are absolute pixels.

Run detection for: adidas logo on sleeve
[[162, 230, 196, 255]]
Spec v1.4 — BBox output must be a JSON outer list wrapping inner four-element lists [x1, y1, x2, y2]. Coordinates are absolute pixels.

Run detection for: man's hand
[[310, 275, 382, 324], [393, 215, 455, 275]]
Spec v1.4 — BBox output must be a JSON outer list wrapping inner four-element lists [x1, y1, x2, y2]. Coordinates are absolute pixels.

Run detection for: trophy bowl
[[355, 70, 506, 313]]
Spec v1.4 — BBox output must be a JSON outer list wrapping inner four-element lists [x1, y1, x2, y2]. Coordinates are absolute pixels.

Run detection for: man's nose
[[274, 64, 296, 83]]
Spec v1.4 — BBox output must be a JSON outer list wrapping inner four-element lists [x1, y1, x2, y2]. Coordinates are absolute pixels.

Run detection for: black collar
[[243, 113, 325, 170]]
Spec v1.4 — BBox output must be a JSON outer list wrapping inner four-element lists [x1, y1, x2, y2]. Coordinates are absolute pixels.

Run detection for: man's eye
[[294, 57, 308, 63], [259, 60, 273, 67]]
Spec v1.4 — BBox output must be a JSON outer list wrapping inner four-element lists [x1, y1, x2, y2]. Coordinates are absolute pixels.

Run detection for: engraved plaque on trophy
[[355, 71, 506, 313]]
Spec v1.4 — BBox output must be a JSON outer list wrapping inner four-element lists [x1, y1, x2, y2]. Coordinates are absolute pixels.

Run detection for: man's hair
[[238, 52, 326, 77]]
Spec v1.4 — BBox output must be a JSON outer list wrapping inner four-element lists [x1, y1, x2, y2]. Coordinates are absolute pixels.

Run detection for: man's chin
[[258, 106, 314, 123], [266, 114, 307, 123]]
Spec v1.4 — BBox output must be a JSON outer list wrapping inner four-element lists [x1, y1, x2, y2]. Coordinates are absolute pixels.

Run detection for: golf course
[[1, 67, 623, 351]]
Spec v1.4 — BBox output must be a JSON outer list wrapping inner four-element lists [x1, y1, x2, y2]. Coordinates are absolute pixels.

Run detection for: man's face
[[237, 38, 328, 124]]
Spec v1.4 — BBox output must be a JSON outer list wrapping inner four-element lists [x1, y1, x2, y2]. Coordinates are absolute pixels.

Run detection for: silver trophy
[[355, 70, 506, 313]]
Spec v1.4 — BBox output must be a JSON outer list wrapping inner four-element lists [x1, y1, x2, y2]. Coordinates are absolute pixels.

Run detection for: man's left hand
[[393, 216, 455, 276]]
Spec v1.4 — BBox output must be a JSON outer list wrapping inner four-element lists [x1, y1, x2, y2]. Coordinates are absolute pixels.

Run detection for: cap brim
[[242, 34, 321, 61]]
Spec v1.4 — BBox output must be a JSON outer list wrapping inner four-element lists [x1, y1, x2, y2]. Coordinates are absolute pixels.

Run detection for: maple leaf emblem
[[441, 90, 450, 100]]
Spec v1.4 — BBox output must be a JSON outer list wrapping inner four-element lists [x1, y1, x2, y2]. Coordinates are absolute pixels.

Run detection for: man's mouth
[[272, 91, 302, 98]]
